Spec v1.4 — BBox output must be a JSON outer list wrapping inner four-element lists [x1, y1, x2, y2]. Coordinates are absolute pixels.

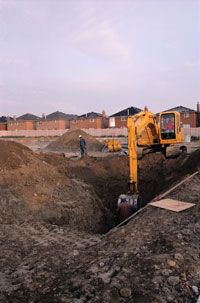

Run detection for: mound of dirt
[[1, 149, 199, 303], [45, 129, 103, 152], [0, 141, 106, 233], [0, 140, 34, 170]]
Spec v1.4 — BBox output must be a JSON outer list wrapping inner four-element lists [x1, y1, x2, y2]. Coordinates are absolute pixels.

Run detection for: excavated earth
[[0, 140, 199, 303], [45, 129, 103, 153]]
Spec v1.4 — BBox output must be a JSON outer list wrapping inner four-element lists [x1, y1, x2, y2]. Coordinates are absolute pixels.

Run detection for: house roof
[[0, 116, 8, 123], [110, 106, 141, 117], [46, 111, 77, 120], [78, 112, 102, 119], [17, 113, 40, 121], [163, 106, 196, 113]]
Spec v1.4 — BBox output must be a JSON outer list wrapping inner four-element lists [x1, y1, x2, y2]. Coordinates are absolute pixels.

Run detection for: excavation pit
[[0, 140, 199, 303], [40, 148, 200, 234]]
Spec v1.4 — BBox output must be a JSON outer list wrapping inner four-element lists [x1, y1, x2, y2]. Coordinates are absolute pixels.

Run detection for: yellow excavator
[[103, 139, 122, 152], [117, 107, 186, 217]]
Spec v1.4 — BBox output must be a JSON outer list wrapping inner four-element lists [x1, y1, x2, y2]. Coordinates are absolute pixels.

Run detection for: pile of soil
[[0, 140, 34, 170], [0, 140, 200, 302], [45, 129, 103, 152], [0, 140, 105, 233]]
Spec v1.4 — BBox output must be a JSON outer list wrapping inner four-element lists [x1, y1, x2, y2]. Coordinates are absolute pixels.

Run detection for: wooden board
[[149, 199, 195, 212]]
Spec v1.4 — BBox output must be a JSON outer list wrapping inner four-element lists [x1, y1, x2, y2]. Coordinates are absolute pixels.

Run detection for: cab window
[[160, 113, 176, 139]]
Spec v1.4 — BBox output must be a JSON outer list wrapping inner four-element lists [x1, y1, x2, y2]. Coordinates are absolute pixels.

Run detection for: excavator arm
[[127, 108, 159, 193], [117, 107, 185, 222], [127, 114, 138, 194]]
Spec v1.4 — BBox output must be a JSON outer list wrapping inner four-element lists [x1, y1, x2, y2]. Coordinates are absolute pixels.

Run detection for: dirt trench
[[41, 149, 200, 233], [1, 148, 199, 303], [0, 139, 200, 303]]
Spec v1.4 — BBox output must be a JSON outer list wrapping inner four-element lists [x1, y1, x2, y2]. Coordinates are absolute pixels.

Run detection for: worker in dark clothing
[[117, 194, 133, 223], [79, 135, 87, 157]]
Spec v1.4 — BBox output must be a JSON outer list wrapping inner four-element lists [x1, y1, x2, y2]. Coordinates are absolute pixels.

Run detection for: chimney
[[127, 109, 130, 116], [13, 115, 16, 121], [197, 102, 200, 112], [102, 110, 106, 118], [42, 113, 46, 119]]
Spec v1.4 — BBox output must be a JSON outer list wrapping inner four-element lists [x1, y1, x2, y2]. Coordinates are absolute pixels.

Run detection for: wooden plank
[[149, 198, 195, 212]]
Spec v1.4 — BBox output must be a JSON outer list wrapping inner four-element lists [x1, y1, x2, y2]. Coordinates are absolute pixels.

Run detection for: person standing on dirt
[[79, 135, 87, 157]]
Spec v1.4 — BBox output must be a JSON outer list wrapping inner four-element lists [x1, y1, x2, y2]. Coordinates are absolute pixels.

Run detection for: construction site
[[0, 109, 200, 303], [1, 0, 200, 301]]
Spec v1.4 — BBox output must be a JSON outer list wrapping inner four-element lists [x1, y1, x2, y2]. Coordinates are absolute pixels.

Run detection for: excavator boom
[[117, 107, 185, 222]]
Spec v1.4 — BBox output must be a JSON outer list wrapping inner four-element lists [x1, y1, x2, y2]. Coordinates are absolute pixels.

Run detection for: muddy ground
[[0, 140, 199, 303]]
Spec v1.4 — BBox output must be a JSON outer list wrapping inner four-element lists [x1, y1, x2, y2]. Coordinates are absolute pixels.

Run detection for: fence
[[0, 128, 128, 137], [0, 127, 199, 138], [182, 127, 200, 137], [0, 129, 67, 137]]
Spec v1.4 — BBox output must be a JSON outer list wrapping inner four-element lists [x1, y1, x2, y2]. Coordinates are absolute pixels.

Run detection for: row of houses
[[0, 103, 200, 131]]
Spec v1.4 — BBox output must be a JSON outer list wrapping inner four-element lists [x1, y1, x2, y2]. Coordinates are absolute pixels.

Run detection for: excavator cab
[[159, 111, 183, 144], [160, 113, 176, 140]]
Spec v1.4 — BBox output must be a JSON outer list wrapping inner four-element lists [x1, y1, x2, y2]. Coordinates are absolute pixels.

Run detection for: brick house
[[70, 111, 108, 129], [0, 116, 8, 130], [109, 106, 141, 128], [163, 103, 200, 128], [36, 111, 77, 130], [7, 113, 40, 131]]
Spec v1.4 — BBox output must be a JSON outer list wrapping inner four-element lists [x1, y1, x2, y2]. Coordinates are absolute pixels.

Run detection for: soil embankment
[[0, 139, 199, 302]]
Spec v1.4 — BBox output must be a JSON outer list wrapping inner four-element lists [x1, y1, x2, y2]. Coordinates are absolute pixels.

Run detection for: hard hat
[[79, 135, 82, 138], [120, 194, 127, 201]]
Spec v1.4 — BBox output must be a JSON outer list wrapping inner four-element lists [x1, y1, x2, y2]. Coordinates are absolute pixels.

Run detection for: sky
[[0, 0, 199, 116]]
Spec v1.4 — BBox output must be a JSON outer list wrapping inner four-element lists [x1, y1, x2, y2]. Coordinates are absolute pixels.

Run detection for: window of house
[[121, 117, 127, 121], [89, 118, 95, 122], [184, 112, 189, 118], [73, 120, 77, 123], [109, 117, 115, 127]]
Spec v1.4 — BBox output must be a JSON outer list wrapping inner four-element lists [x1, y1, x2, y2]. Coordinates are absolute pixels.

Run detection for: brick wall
[[109, 116, 127, 128], [70, 117, 104, 129], [7, 121, 35, 131], [36, 119, 69, 130], [0, 123, 7, 131], [180, 112, 197, 128]]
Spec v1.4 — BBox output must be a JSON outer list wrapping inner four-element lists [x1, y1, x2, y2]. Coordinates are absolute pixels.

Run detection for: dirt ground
[[0, 139, 199, 303], [2, 136, 199, 155]]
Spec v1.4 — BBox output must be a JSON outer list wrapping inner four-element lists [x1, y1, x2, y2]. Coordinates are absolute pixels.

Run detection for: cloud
[[74, 22, 129, 61], [0, 56, 27, 66], [72, 3, 130, 62], [184, 60, 200, 68]]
